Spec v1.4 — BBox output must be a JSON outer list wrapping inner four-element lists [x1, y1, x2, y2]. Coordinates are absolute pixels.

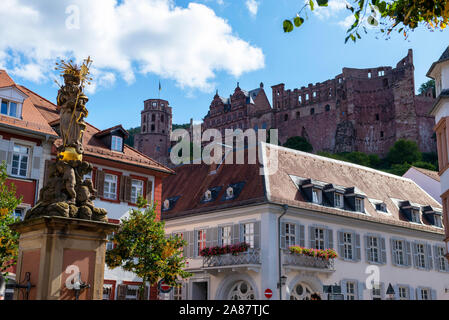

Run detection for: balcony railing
[[282, 250, 335, 271], [202, 248, 261, 268]]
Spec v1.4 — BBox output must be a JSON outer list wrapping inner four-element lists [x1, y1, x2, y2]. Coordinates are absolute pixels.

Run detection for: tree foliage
[[105, 198, 191, 294], [386, 139, 421, 165], [283, 136, 313, 153], [283, 0, 449, 42], [0, 161, 22, 274], [316, 139, 437, 176], [418, 79, 436, 97]]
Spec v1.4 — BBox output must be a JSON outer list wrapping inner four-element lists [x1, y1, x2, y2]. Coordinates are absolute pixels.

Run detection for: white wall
[[403, 168, 441, 204], [164, 203, 449, 300]]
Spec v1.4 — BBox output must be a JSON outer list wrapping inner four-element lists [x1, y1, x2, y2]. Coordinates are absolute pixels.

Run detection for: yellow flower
[[0, 208, 8, 216]]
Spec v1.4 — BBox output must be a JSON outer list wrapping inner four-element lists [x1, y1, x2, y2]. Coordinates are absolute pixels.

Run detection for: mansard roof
[[163, 142, 444, 235]]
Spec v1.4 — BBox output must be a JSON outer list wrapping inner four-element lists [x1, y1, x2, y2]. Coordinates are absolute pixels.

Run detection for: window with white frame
[[285, 223, 296, 248], [343, 232, 353, 260], [392, 240, 405, 266], [437, 246, 448, 272], [243, 223, 255, 248], [411, 209, 421, 223], [355, 198, 364, 212], [125, 285, 140, 300], [314, 228, 325, 250], [196, 229, 207, 255], [103, 284, 113, 300], [434, 215, 443, 228], [1, 99, 19, 118], [420, 288, 430, 300], [173, 284, 183, 300], [312, 188, 322, 204], [367, 236, 380, 263], [103, 174, 118, 200], [11, 144, 29, 178], [131, 179, 144, 203], [372, 284, 381, 300], [334, 193, 343, 208], [416, 244, 426, 268], [111, 136, 123, 152], [398, 286, 408, 300], [346, 282, 356, 300], [378, 70, 385, 77], [106, 233, 115, 251], [220, 226, 232, 246]]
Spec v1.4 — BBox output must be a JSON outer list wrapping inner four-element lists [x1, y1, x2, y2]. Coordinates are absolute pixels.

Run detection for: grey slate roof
[[427, 45, 449, 78]]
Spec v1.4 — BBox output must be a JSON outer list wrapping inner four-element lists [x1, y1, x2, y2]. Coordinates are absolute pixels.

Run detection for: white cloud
[[245, 0, 259, 17], [0, 0, 265, 92], [307, 0, 354, 28]]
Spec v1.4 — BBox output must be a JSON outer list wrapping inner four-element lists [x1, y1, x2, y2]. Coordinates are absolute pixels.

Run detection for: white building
[[428, 45, 449, 274], [403, 166, 441, 204], [162, 143, 448, 300]]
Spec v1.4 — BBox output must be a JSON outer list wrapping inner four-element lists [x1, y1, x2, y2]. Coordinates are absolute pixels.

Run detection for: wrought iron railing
[[202, 248, 261, 268], [282, 250, 335, 271]]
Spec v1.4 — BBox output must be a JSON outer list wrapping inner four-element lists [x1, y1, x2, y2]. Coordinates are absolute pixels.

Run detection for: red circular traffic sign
[[158, 279, 172, 293], [264, 288, 272, 299]]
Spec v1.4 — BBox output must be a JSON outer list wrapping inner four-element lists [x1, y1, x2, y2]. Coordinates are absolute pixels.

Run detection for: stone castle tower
[[134, 98, 172, 166]]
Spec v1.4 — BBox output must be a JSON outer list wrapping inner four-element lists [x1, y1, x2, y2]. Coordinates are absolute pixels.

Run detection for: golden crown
[[55, 56, 93, 86]]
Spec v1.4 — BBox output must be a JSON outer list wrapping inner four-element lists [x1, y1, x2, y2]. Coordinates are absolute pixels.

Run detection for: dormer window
[[111, 136, 123, 152], [434, 215, 443, 228], [375, 203, 387, 213], [312, 188, 322, 204], [334, 193, 344, 208], [1, 99, 19, 118], [411, 209, 421, 223], [355, 198, 364, 212]]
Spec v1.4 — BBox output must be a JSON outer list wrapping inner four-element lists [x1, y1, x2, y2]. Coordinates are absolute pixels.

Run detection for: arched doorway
[[290, 282, 313, 300], [227, 280, 256, 300]]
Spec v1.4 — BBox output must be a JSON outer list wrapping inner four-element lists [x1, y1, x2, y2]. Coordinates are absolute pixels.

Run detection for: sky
[[1, 0, 448, 130]]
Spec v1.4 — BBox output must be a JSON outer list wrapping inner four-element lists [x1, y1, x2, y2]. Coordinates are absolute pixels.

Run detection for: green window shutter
[[309, 226, 316, 248], [390, 239, 397, 266], [380, 238, 387, 264], [357, 281, 364, 300], [341, 280, 347, 299], [433, 245, 440, 271], [299, 224, 305, 247], [355, 233, 361, 261], [416, 288, 422, 300], [325, 228, 333, 249], [30, 146, 43, 180], [405, 241, 412, 267], [0, 138, 9, 164], [431, 289, 437, 300], [5, 140, 14, 175], [218, 227, 223, 246], [364, 235, 370, 263], [337, 231, 345, 258], [232, 224, 240, 244], [393, 285, 399, 300], [412, 243, 418, 268], [409, 286, 415, 300], [280, 222, 286, 249], [193, 230, 199, 257], [205, 228, 213, 248], [254, 221, 261, 249], [426, 244, 433, 270], [379, 282, 385, 300]]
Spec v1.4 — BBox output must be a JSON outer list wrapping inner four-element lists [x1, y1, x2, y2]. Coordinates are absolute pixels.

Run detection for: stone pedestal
[[10, 216, 118, 300]]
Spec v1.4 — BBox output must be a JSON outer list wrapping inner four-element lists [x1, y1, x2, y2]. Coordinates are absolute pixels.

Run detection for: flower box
[[288, 246, 338, 260], [200, 243, 250, 257]]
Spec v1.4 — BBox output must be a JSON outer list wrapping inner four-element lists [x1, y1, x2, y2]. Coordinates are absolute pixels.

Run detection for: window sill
[[100, 197, 121, 204]]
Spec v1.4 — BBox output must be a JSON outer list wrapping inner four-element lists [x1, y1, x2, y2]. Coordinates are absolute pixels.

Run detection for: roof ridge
[[18, 85, 57, 108]]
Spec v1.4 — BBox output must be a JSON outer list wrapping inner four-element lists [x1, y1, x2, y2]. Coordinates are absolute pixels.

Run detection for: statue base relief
[[10, 216, 118, 300]]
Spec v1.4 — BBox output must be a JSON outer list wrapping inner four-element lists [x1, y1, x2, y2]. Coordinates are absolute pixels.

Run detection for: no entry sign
[[264, 288, 273, 299], [158, 279, 172, 294]]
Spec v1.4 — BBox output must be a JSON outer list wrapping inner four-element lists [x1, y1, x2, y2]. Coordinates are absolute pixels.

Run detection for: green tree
[[283, 136, 313, 153], [283, 0, 449, 42], [386, 139, 421, 165], [388, 162, 412, 176], [411, 161, 437, 171], [418, 80, 436, 97], [105, 198, 191, 295], [0, 161, 22, 275], [125, 126, 141, 148]]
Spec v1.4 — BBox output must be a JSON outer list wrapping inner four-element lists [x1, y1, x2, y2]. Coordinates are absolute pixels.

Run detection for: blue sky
[[1, 0, 448, 130]]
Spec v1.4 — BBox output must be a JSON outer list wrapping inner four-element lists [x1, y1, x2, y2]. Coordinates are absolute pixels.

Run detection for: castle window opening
[[310, 108, 315, 115], [284, 114, 288, 121], [376, 114, 380, 121], [368, 72, 372, 79], [325, 105, 330, 112], [378, 70, 385, 77], [152, 114, 156, 122], [151, 124, 155, 132], [296, 111, 300, 118]]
